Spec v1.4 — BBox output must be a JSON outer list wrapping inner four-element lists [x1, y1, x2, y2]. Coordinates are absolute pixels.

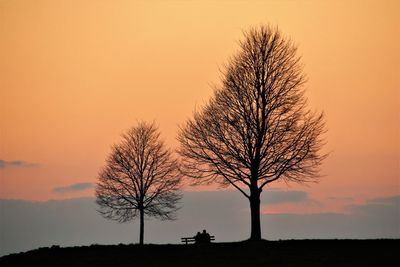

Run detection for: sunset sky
[[0, 0, 399, 253]]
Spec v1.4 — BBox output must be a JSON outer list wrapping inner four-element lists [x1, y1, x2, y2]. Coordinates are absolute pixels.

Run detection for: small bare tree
[[178, 25, 326, 241], [96, 122, 182, 245]]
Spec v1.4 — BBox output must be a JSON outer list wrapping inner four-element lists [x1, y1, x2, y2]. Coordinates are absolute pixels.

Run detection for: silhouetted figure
[[194, 232, 201, 244], [201, 229, 211, 244]]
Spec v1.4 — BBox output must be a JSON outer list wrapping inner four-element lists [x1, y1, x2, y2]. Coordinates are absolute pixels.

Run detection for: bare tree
[[178, 25, 326, 241], [96, 122, 182, 245]]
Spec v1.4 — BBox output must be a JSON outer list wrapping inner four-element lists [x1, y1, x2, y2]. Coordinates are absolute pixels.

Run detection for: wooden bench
[[181, 236, 215, 244]]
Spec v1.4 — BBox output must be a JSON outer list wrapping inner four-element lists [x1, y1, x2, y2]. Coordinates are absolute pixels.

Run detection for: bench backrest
[[181, 236, 215, 244]]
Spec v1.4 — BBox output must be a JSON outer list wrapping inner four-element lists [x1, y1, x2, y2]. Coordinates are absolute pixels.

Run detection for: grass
[[0, 239, 398, 267]]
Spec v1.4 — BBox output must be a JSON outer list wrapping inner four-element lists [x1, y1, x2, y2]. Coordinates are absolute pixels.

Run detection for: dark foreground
[[1, 239, 398, 267]]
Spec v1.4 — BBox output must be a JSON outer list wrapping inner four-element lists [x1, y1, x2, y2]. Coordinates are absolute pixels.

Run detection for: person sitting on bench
[[194, 229, 211, 244], [194, 231, 201, 244], [202, 229, 211, 243]]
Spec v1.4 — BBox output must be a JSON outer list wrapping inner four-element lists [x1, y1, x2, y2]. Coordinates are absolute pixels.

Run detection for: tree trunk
[[249, 190, 262, 241], [139, 208, 144, 245]]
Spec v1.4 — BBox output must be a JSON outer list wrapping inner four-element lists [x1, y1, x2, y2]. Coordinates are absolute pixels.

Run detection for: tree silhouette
[[96, 122, 182, 245], [178, 25, 326, 241]]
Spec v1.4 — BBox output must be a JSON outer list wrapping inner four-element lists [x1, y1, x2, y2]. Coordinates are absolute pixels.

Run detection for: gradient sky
[[0, 0, 399, 227]]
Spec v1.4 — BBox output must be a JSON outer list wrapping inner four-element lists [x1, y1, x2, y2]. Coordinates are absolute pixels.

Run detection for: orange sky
[[1, 0, 399, 212]]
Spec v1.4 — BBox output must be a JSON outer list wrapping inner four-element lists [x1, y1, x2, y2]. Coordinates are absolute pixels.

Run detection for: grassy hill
[[0, 239, 397, 267]]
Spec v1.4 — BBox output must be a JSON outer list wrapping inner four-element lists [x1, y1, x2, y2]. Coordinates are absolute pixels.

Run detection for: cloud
[[262, 195, 400, 239], [328, 196, 354, 202], [0, 192, 398, 257], [261, 189, 308, 205], [0, 160, 37, 169], [53, 182, 94, 193], [366, 195, 400, 205], [346, 195, 400, 216]]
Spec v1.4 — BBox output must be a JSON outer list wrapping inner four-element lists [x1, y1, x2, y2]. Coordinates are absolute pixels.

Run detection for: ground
[[0, 240, 397, 266]]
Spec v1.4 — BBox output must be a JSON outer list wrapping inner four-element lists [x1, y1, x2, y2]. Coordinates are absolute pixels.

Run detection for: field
[[1, 239, 398, 266]]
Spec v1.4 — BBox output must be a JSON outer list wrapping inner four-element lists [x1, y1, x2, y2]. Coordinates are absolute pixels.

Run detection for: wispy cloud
[[346, 195, 400, 215], [262, 195, 400, 239], [53, 182, 94, 193], [0, 160, 38, 169], [328, 196, 354, 202], [261, 190, 308, 205]]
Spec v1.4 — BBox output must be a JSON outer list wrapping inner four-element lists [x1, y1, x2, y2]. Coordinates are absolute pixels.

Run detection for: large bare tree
[[178, 25, 326, 241], [96, 122, 182, 245]]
